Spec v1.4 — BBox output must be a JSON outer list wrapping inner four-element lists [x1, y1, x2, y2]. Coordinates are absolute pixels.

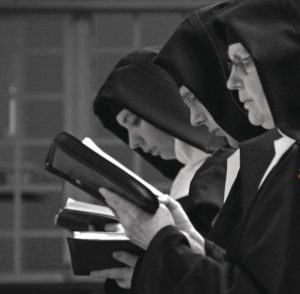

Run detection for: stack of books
[[45, 132, 164, 275]]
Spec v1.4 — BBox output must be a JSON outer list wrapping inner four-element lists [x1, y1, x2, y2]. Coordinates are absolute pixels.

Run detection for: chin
[[248, 113, 263, 127], [262, 120, 275, 130]]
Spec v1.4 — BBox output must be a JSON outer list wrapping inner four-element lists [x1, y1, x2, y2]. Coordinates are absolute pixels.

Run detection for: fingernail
[[113, 251, 119, 258]]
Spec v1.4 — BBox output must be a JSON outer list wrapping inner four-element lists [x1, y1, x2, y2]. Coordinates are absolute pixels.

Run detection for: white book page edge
[[82, 137, 164, 197], [74, 231, 128, 241], [66, 198, 116, 218]]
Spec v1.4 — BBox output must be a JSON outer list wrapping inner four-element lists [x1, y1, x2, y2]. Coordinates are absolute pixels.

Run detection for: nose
[[227, 66, 242, 90], [128, 131, 144, 149], [190, 109, 204, 127]]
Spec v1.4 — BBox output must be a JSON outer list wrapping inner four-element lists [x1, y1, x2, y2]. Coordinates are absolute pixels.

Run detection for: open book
[[45, 132, 163, 214], [55, 198, 119, 231], [68, 232, 143, 275]]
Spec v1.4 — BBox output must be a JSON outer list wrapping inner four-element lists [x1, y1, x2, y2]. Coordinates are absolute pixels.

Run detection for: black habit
[[131, 0, 300, 293]]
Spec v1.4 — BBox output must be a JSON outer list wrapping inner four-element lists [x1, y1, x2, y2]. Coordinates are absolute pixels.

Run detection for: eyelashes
[[182, 94, 197, 107], [131, 117, 141, 127]]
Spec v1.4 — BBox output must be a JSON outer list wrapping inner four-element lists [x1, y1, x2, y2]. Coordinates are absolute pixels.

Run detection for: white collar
[[170, 139, 211, 199]]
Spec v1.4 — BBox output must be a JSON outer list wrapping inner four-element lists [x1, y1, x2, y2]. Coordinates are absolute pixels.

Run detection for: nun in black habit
[[100, 0, 300, 293], [154, 1, 264, 143], [154, 1, 265, 248], [93, 48, 227, 232], [92, 48, 228, 291]]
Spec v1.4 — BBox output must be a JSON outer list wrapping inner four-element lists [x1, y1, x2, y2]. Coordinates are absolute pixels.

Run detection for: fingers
[[100, 187, 120, 206], [164, 197, 182, 212], [99, 187, 145, 225], [90, 267, 133, 285], [113, 251, 138, 267], [115, 279, 131, 289], [100, 187, 136, 213], [157, 194, 170, 205], [104, 223, 124, 233]]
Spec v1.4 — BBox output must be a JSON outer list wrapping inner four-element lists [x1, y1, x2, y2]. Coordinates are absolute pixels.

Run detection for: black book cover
[[45, 132, 160, 214], [67, 236, 143, 275], [55, 208, 119, 231]]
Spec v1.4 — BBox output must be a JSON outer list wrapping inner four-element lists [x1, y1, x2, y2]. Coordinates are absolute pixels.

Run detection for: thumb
[[164, 197, 182, 213]]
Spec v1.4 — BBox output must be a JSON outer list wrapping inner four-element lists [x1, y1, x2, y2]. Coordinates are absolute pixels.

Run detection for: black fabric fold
[[94, 48, 224, 179], [155, 2, 265, 142]]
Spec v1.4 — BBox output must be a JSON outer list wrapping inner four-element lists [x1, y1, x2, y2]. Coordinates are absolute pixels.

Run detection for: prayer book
[[67, 231, 143, 275], [54, 197, 119, 231], [45, 132, 162, 214]]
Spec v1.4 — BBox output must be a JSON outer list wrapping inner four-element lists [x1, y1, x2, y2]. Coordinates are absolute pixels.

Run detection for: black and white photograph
[[0, 0, 299, 293]]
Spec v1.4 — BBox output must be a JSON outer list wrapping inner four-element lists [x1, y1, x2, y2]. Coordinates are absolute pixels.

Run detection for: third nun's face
[[116, 109, 175, 160], [180, 86, 229, 137], [179, 86, 234, 148], [227, 43, 275, 129]]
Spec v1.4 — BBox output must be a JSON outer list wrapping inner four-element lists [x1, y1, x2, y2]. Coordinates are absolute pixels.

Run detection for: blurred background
[[0, 0, 215, 293]]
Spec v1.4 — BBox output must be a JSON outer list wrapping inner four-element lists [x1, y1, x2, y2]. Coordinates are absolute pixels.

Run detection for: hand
[[163, 196, 194, 232], [100, 188, 175, 249], [164, 197, 205, 255], [104, 223, 125, 233], [90, 251, 137, 289], [88, 223, 125, 233]]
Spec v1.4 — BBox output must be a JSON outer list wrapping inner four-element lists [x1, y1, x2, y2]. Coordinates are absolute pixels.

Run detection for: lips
[[243, 101, 253, 110], [239, 95, 253, 104], [144, 147, 158, 156], [150, 148, 159, 156], [239, 96, 253, 110]]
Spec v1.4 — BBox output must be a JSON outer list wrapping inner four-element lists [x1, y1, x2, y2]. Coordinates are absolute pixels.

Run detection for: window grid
[[0, 3, 206, 282]]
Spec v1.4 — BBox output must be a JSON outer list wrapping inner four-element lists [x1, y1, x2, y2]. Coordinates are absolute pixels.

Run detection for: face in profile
[[226, 43, 275, 129], [116, 109, 176, 160], [179, 86, 237, 148]]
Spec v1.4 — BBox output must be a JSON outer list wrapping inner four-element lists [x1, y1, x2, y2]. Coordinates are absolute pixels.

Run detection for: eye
[[183, 94, 198, 107], [123, 113, 141, 127], [231, 55, 253, 75], [131, 117, 141, 126], [227, 61, 233, 71], [182, 95, 193, 107], [241, 57, 253, 68]]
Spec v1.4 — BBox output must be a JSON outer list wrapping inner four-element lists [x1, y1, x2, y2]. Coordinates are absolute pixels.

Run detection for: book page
[[74, 231, 128, 241], [65, 198, 116, 219], [82, 137, 165, 198]]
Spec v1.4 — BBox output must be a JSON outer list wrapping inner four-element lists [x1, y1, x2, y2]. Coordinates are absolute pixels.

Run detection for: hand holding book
[[90, 251, 137, 289], [100, 187, 175, 250], [101, 187, 205, 254], [45, 132, 170, 275]]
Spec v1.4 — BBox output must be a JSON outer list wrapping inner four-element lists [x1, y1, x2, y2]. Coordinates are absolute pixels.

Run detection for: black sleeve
[[181, 146, 235, 237], [131, 226, 266, 294], [104, 279, 131, 294]]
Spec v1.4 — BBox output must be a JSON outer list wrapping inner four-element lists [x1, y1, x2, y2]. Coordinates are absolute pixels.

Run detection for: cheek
[[141, 124, 162, 146]]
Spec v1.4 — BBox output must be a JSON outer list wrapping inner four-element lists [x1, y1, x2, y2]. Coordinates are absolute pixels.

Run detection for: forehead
[[116, 108, 134, 123], [179, 85, 189, 97], [228, 42, 250, 59]]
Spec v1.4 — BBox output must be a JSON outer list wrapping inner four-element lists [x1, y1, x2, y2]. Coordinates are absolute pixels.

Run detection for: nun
[[92, 47, 227, 291], [154, 1, 264, 248], [100, 0, 300, 293]]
